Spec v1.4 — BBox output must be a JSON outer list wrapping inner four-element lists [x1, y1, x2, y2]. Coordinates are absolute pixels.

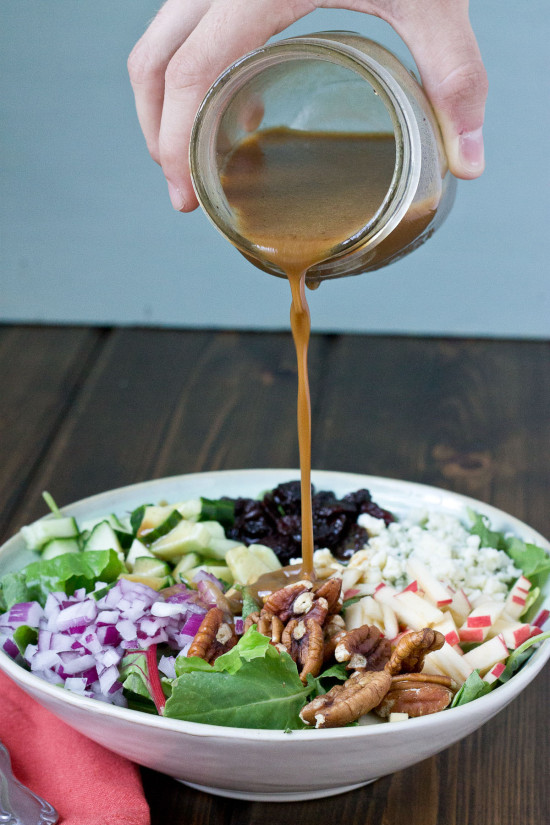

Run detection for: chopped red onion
[[0, 576, 211, 707], [158, 655, 176, 679], [182, 612, 204, 637]]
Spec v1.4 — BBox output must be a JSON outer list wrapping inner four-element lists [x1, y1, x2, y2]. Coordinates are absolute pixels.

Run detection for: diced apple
[[423, 642, 474, 685], [395, 591, 445, 626], [487, 617, 532, 649], [380, 603, 399, 640], [462, 634, 509, 675], [504, 575, 532, 619], [400, 580, 419, 594], [482, 662, 506, 684], [388, 713, 409, 723], [374, 586, 422, 630], [344, 601, 364, 631], [446, 587, 472, 625], [466, 601, 504, 627], [459, 600, 504, 642], [533, 609, 549, 629], [341, 567, 361, 593], [358, 596, 383, 624], [405, 558, 453, 607], [343, 588, 360, 600], [432, 614, 460, 648]]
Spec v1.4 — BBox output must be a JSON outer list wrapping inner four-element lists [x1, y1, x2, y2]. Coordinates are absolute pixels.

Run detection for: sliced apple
[[446, 586, 472, 625], [432, 613, 460, 647], [462, 633, 509, 675], [482, 661, 506, 684], [459, 600, 504, 643], [487, 616, 533, 649], [423, 642, 474, 685], [405, 558, 453, 607], [504, 575, 532, 619]]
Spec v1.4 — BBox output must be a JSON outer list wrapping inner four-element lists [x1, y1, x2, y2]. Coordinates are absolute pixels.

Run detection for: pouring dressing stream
[[220, 128, 396, 581]]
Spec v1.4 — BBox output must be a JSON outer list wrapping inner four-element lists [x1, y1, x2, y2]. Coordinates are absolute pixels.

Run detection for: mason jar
[[190, 31, 456, 285]]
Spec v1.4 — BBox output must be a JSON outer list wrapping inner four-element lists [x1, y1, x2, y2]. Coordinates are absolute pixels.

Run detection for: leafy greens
[[0, 550, 124, 608], [164, 627, 313, 729]]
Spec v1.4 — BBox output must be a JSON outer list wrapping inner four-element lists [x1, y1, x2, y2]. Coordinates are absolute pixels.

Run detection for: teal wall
[[1, 1, 549, 336]]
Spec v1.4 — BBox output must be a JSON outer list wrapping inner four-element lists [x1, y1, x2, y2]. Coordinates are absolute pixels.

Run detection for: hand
[[128, 0, 488, 212]]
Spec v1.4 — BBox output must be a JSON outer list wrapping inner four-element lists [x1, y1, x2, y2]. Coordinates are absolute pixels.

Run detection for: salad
[[0, 482, 548, 730]]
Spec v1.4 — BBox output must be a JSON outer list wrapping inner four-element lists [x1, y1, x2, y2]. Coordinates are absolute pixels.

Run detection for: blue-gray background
[[1, 1, 548, 337]]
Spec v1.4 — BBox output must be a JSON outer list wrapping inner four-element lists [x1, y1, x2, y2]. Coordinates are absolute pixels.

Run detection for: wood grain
[[0, 325, 101, 541], [0, 326, 548, 825]]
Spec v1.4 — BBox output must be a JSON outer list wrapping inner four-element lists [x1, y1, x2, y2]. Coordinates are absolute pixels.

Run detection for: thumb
[[390, 3, 488, 179]]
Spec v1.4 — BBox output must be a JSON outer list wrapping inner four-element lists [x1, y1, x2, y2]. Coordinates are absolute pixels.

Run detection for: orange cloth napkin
[[0, 670, 151, 825]]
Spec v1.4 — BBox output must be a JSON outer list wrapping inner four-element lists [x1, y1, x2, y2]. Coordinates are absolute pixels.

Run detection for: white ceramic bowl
[[1, 470, 548, 802]]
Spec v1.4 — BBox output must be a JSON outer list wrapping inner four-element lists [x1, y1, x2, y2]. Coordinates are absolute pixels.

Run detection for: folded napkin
[[0, 670, 151, 825]]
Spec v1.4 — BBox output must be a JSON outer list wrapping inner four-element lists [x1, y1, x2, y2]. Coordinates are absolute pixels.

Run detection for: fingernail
[[458, 127, 485, 173], [167, 180, 185, 211]]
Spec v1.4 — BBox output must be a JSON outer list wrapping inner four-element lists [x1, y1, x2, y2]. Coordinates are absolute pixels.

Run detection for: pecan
[[314, 577, 343, 615], [334, 625, 391, 672], [375, 673, 454, 718], [243, 611, 260, 633], [386, 628, 445, 676], [262, 579, 332, 626], [300, 669, 392, 728], [187, 607, 238, 664], [244, 608, 285, 644], [323, 614, 346, 662], [281, 618, 324, 683], [263, 580, 314, 622]]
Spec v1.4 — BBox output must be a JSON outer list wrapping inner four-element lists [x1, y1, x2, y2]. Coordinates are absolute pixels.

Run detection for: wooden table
[[1, 325, 548, 824]]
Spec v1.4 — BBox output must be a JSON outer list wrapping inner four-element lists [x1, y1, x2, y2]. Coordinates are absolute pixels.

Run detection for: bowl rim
[[1, 468, 549, 742]]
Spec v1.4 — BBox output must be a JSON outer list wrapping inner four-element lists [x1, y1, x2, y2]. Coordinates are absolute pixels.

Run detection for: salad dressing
[[220, 127, 397, 581]]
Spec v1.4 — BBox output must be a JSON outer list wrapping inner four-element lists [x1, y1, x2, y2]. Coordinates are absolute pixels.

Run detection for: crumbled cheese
[[349, 510, 521, 602]]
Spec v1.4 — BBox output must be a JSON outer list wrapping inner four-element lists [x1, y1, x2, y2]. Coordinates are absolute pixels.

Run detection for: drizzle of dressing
[[221, 127, 396, 590]]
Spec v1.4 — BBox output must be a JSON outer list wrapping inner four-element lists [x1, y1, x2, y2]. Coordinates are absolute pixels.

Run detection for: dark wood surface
[[1, 325, 548, 824]]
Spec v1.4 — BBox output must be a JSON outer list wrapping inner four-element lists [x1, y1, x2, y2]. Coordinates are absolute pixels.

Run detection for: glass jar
[[190, 31, 456, 285]]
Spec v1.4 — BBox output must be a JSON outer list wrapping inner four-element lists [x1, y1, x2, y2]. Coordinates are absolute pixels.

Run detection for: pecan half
[[281, 618, 324, 683], [375, 673, 453, 718], [314, 577, 343, 615], [263, 580, 314, 622], [187, 607, 238, 664], [300, 669, 392, 728], [262, 579, 333, 626], [244, 608, 285, 644], [334, 625, 391, 672], [323, 614, 346, 663], [386, 628, 445, 676]]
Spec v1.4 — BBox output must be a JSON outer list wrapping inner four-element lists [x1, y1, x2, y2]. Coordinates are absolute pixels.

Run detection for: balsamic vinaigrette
[[220, 127, 397, 584]]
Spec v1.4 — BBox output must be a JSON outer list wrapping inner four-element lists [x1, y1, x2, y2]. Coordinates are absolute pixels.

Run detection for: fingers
[[157, 0, 313, 211], [386, 1, 488, 179], [128, 0, 212, 165]]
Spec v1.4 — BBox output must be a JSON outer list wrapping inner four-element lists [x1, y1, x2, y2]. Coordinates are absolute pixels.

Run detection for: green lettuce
[[0, 549, 123, 608], [451, 630, 550, 707], [450, 670, 493, 707], [497, 630, 550, 683], [165, 628, 311, 729], [468, 510, 550, 590]]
